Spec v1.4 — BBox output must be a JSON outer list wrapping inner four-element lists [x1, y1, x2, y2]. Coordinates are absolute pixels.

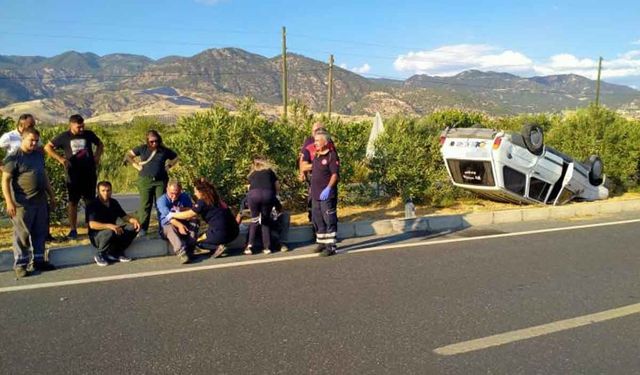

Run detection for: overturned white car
[[439, 124, 608, 205]]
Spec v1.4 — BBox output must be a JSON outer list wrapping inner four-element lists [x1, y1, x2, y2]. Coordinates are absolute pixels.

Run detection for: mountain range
[[1, 48, 639, 123]]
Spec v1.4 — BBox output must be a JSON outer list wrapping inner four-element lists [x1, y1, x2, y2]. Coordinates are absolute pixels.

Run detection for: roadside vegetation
[[1, 100, 640, 226]]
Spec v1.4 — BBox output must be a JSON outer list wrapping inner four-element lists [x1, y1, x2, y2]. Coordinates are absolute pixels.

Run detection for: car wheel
[[588, 155, 604, 185], [521, 124, 544, 156]]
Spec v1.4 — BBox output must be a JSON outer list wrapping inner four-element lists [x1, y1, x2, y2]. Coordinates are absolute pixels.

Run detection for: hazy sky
[[1, 0, 639, 87]]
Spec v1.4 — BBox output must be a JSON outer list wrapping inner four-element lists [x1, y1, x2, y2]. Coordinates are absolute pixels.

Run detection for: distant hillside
[[1, 48, 639, 123]]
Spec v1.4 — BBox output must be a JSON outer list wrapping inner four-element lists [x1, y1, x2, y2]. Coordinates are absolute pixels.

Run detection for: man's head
[[20, 127, 40, 153], [311, 122, 326, 136], [166, 180, 182, 201], [146, 130, 162, 150], [313, 130, 331, 152], [17, 114, 35, 134], [97, 181, 113, 202], [69, 114, 85, 135]]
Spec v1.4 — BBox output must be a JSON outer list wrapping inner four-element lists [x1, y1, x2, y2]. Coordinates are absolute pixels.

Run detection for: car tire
[[587, 155, 604, 186], [521, 124, 544, 156]]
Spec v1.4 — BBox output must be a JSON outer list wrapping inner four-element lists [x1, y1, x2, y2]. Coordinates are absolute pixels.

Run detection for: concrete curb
[[2, 198, 640, 272]]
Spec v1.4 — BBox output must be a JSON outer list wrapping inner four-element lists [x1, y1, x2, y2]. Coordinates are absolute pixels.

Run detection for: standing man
[[2, 128, 56, 277], [299, 122, 337, 223], [157, 180, 197, 264], [0, 114, 37, 156], [45, 114, 103, 239], [126, 130, 178, 237], [1, 114, 54, 242], [309, 130, 340, 256], [87, 181, 141, 266]]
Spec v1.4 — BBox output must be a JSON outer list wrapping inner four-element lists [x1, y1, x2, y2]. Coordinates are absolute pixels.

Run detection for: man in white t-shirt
[[0, 114, 37, 157]]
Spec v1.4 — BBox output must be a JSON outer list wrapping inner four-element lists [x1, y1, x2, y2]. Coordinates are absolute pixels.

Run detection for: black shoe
[[14, 266, 28, 278], [35, 262, 56, 271], [105, 253, 132, 263], [94, 253, 109, 267], [320, 247, 337, 257], [314, 244, 326, 253]]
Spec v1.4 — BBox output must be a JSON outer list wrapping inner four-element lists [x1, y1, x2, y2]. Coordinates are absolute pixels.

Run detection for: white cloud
[[339, 63, 371, 75], [195, 0, 225, 5], [394, 44, 532, 76], [393, 44, 640, 81]]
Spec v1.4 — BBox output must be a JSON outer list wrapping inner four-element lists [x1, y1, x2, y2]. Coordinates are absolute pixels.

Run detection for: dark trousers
[[198, 226, 239, 250], [137, 176, 166, 231], [12, 202, 48, 268], [311, 197, 338, 246], [247, 188, 276, 250], [89, 224, 138, 256], [162, 222, 197, 255]]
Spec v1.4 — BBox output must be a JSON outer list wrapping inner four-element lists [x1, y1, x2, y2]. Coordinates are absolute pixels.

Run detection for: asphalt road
[[2, 213, 640, 374]]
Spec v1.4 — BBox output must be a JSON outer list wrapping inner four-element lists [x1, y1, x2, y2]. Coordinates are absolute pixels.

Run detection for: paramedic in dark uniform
[[307, 130, 339, 256]]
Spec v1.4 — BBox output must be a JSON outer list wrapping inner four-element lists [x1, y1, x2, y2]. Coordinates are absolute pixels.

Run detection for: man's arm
[[165, 156, 179, 171], [44, 142, 69, 168], [93, 136, 104, 166], [44, 173, 56, 210], [88, 220, 124, 234], [121, 214, 141, 231], [1, 171, 16, 217]]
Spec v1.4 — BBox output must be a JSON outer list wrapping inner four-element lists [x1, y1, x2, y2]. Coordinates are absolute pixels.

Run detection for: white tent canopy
[[366, 112, 385, 159]]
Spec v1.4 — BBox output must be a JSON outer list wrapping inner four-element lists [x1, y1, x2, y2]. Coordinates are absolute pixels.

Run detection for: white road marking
[[1, 217, 639, 293], [434, 302, 640, 356]]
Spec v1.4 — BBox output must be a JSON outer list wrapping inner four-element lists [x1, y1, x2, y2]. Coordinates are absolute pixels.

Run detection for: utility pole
[[327, 54, 334, 117], [281, 26, 288, 120], [595, 56, 603, 107]]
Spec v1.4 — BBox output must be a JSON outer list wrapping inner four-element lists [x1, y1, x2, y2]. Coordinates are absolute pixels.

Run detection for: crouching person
[[157, 180, 197, 264], [168, 178, 239, 259], [87, 181, 140, 266], [310, 131, 340, 256]]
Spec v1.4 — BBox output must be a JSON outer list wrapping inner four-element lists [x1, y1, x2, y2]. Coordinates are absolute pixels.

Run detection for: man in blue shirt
[[157, 180, 197, 264]]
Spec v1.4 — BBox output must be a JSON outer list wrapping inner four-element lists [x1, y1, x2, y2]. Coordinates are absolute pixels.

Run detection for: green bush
[[168, 104, 301, 207], [546, 105, 640, 192]]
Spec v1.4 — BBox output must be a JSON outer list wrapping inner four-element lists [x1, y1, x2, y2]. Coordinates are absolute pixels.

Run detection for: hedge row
[[2, 103, 640, 223]]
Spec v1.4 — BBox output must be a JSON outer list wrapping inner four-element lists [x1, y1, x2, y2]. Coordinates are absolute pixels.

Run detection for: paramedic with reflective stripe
[[309, 130, 339, 256]]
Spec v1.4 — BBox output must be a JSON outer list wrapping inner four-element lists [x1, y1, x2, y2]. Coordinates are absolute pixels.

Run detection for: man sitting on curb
[[87, 181, 141, 266], [157, 180, 197, 264]]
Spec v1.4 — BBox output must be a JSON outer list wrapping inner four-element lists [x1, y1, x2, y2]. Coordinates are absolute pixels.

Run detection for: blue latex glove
[[319, 186, 332, 200]]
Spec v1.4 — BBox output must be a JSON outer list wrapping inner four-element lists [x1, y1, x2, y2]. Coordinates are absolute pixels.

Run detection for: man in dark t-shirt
[[310, 130, 340, 256], [2, 128, 56, 277], [45, 114, 103, 239], [86, 181, 141, 266]]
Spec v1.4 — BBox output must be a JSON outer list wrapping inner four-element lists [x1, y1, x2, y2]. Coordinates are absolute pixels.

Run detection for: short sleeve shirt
[[132, 145, 177, 181], [50, 130, 101, 176], [2, 149, 47, 206], [301, 141, 338, 163], [0, 130, 23, 155], [86, 198, 127, 235], [310, 150, 339, 200], [248, 169, 277, 191]]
